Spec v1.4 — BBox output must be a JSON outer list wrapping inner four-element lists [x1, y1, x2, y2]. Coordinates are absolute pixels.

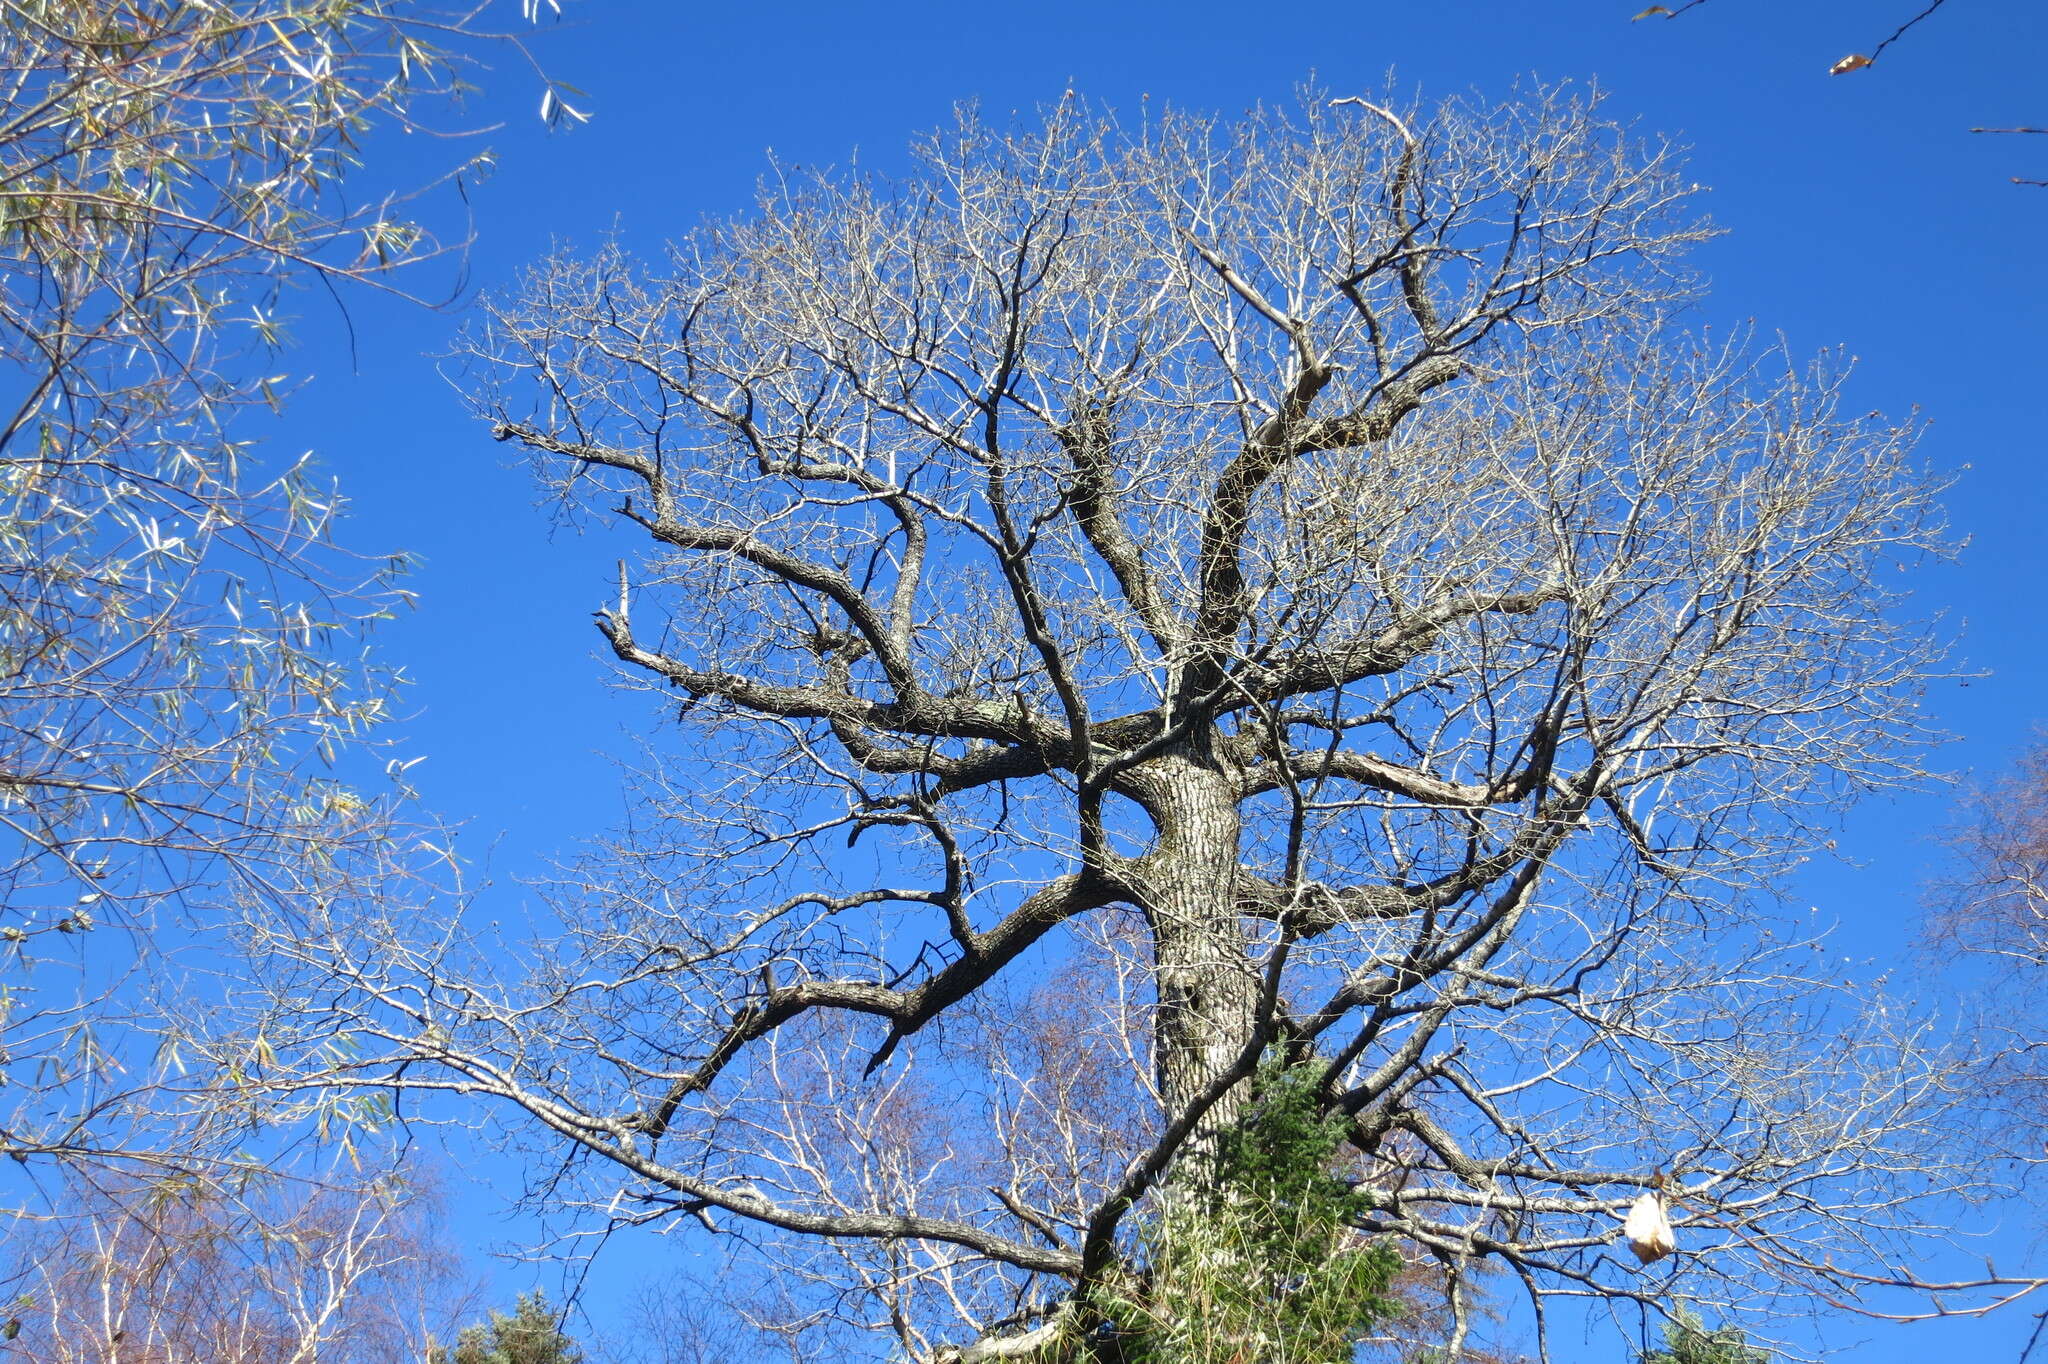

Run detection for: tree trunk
[[1127, 746, 1262, 1126]]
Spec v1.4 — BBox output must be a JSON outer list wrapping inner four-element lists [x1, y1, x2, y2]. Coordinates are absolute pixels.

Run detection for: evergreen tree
[[1639, 1309, 1771, 1364], [431, 1292, 586, 1364], [1082, 1052, 1400, 1363]]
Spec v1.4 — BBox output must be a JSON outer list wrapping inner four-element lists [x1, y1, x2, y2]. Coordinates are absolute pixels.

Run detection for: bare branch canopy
[[226, 85, 2003, 1360]]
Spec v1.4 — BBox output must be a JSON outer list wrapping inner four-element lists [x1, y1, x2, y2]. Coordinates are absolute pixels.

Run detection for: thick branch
[[595, 609, 1057, 750], [638, 869, 1121, 1133], [1060, 399, 1182, 655], [1187, 354, 1468, 701]]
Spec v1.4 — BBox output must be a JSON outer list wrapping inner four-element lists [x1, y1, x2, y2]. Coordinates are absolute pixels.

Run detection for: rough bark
[[1124, 747, 1265, 1125]]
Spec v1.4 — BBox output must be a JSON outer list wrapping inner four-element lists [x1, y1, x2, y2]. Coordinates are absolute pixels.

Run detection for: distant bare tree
[[1925, 738, 2048, 1147], [609, 1283, 765, 1364], [0, 1161, 475, 1363], [1929, 741, 2048, 969], [233, 87, 2018, 1359]]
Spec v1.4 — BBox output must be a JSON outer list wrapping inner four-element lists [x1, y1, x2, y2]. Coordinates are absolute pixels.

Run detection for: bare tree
[[0, 0, 569, 1191], [1925, 738, 2048, 1151], [233, 87, 2019, 1358], [1929, 740, 2048, 971], [0, 1159, 476, 1363]]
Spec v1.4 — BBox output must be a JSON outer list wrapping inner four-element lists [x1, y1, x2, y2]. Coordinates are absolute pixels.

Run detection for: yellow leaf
[[1829, 53, 1873, 75]]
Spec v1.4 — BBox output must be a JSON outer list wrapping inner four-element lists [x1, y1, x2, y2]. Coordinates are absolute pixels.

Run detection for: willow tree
[[243, 88, 2016, 1358], [0, 0, 571, 1196]]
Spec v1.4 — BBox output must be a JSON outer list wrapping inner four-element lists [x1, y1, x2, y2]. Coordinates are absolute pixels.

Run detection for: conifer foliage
[[1638, 1310, 1771, 1364], [1083, 1054, 1399, 1363], [431, 1292, 586, 1364]]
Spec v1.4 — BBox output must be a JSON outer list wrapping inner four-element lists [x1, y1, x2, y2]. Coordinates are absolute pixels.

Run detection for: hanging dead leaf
[[1829, 53, 1874, 75], [1632, 5, 1673, 17], [1624, 1191, 1676, 1265]]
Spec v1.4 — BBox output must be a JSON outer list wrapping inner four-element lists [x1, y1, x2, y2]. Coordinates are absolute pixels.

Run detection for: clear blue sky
[[276, 1, 2048, 1356]]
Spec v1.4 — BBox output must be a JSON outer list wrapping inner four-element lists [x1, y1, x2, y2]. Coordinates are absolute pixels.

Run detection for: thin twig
[[2019, 1310, 2047, 1364], [1868, 0, 1953, 65]]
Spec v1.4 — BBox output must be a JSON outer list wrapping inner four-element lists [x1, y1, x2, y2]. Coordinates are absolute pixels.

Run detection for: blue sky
[[271, 0, 2048, 1355]]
